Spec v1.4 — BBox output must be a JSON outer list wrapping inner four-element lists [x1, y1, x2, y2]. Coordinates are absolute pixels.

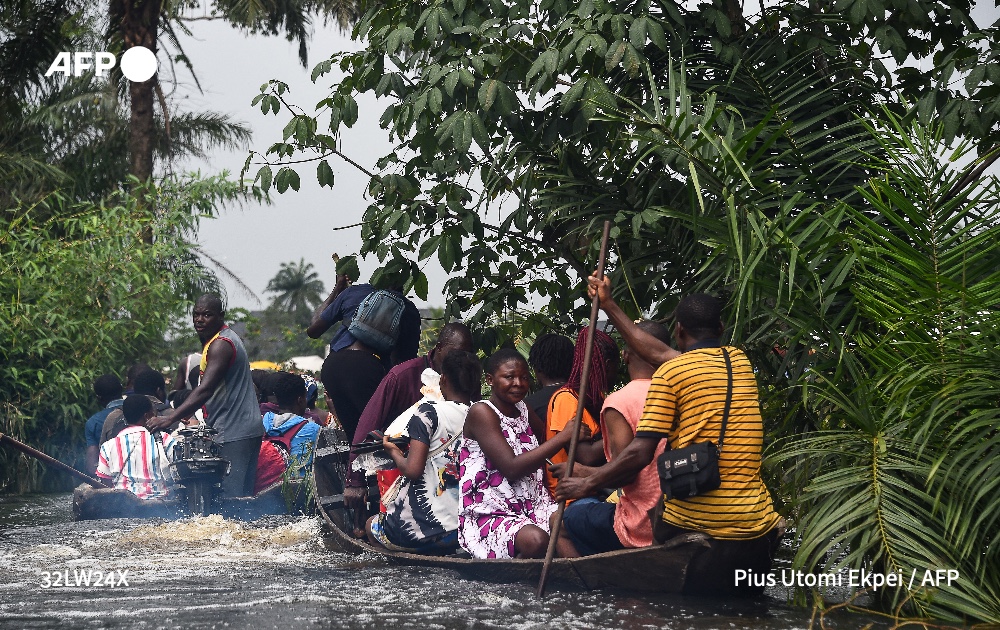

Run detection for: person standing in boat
[[366, 351, 482, 554], [458, 349, 590, 559], [549, 320, 673, 556], [306, 270, 421, 438], [153, 294, 264, 498], [344, 323, 475, 515], [96, 396, 176, 499], [523, 333, 574, 421], [555, 275, 782, 550]]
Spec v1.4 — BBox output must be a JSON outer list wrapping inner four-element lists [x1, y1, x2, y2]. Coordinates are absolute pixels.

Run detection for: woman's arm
[[382, 434, 429, 480], [465, 403, 588, 481]]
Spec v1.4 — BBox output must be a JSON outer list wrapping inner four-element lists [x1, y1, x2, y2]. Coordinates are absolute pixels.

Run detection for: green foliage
[[0, 175, 250, 493], [243, 0, 999, 333], [243, 0, 1000, 620], [765, 115, 1000, 623]]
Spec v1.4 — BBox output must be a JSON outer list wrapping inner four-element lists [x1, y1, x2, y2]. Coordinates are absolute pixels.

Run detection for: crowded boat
[[74, 267, 782, 594]]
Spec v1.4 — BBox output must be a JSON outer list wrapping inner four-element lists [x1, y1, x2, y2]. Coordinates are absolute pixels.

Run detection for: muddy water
[[0, 494, 874, 629]]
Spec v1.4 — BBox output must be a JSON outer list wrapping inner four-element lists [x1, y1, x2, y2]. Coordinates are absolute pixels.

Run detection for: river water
[[0, 494, 876, 629]]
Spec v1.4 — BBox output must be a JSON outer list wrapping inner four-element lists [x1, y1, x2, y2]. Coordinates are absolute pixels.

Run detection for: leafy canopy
[[245, 0, 998, 339]]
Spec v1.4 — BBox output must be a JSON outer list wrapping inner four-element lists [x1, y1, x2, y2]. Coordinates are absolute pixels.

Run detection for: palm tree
[[111, 0, 368, 213], [0, 1, 252, 207], [265, 259, 325, 322]]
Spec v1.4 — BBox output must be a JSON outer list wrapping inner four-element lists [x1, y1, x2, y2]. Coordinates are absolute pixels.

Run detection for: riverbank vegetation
[[0, 0, 288, 489], [247, 0, 1000, 622]]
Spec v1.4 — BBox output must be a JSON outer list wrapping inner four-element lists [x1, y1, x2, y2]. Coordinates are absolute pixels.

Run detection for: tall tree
[[1, 0, 253, 207], [110, 0, 365, 214]]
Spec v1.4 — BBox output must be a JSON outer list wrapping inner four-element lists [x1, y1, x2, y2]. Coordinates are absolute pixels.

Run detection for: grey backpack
[[348, 290, 406, 355]]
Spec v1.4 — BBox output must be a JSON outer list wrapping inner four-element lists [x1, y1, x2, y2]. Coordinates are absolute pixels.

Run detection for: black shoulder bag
[[655, 348, 733, 501]]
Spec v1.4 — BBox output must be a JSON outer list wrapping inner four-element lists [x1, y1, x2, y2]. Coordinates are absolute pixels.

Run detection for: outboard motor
[[171, 426, 230, 516]]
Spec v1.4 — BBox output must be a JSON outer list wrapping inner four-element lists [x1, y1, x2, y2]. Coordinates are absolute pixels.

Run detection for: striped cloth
[[636, 345, 781, 540], [96, 425, 175, 499]]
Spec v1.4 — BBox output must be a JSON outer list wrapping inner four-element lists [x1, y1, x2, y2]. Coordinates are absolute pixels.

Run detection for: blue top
[[319, 284, 376, 353], [320, 284, 422, 362], [85, 398, 124, 447], [262, 412, 321, 471]]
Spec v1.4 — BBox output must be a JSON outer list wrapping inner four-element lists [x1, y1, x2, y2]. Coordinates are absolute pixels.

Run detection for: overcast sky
[[173, 17, 433, 311], [172, 5, 999, 313]]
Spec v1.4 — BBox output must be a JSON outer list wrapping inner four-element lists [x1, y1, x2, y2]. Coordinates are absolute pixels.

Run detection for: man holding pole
[[553, 273, 781, 549]]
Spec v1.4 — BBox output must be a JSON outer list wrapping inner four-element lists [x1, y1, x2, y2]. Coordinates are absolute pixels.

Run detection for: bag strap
[[718, 347, 734, 451], [428, 429, 462, 458], [667, 347, 735, 450], [267, 417, 309, 452]]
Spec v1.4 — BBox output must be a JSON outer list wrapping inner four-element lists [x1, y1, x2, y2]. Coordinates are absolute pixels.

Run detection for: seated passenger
[[543, 327, 618, 498], [85, 374, 124, 474], [366, 351, 482, 554], [523, 333, 573, 420], [552, 321, 673, 556], [458, 349, 589, 559], [96, 396, 175, 499], [254, 371, 322, 493], [100, 369, 173, 445]]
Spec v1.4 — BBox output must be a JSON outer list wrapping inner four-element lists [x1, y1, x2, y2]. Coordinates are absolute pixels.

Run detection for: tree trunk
[[112, 0, 161, 242], [722, 0, 746, 38]]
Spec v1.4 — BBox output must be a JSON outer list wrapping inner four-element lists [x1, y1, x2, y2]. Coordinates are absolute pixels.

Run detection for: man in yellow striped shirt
[[554, 274, 781, 546]]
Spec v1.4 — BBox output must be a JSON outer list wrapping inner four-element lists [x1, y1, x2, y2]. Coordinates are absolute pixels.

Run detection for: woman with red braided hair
[[543, 327, 620, 499]]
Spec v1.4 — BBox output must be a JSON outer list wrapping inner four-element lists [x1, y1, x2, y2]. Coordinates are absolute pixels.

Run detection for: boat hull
[[311, 425, 775, 596], [72, 479, 311, 521]]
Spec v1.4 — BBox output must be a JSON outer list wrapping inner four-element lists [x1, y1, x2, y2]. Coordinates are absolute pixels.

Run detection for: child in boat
[[254, 371, 322, 493], [367, 351, 482, 554], [96, 395, 175, 499], [543, 327, 618, 498], [458, 349, 590, 559]]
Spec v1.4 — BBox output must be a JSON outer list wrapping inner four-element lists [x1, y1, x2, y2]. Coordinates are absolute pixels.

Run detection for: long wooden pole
[[537, 220, 612, 597], [0, 433, 104, 488]]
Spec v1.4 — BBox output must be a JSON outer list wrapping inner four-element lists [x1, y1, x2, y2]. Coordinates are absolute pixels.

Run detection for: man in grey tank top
[[156, 294, 264, 496]]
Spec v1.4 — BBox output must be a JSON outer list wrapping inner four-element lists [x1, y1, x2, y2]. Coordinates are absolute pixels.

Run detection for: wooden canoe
[[311, 425, 776, 596], [72, 477, 311, 521]]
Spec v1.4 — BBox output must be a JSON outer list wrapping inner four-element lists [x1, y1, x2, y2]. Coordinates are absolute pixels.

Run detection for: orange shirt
[[544, 388, 601, 498]]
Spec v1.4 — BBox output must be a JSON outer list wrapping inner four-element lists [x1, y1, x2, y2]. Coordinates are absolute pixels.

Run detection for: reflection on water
[[0, 494, 875, 629]]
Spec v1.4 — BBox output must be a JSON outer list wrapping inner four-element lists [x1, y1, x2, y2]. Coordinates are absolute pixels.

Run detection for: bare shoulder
[[464, 401, 499, 438]]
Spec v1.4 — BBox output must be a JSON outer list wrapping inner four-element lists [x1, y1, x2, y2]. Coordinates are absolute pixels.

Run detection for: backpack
[[253, 419, 310, 494], [348, 289, 406, 355]]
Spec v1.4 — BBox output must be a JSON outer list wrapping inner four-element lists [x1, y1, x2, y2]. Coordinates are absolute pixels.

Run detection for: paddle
[[537, 220, 612, 598], [0, 433, 105, 488]]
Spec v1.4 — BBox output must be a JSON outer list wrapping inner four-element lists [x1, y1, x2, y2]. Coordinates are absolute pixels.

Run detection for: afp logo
[[45, 46, 158, 82]]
